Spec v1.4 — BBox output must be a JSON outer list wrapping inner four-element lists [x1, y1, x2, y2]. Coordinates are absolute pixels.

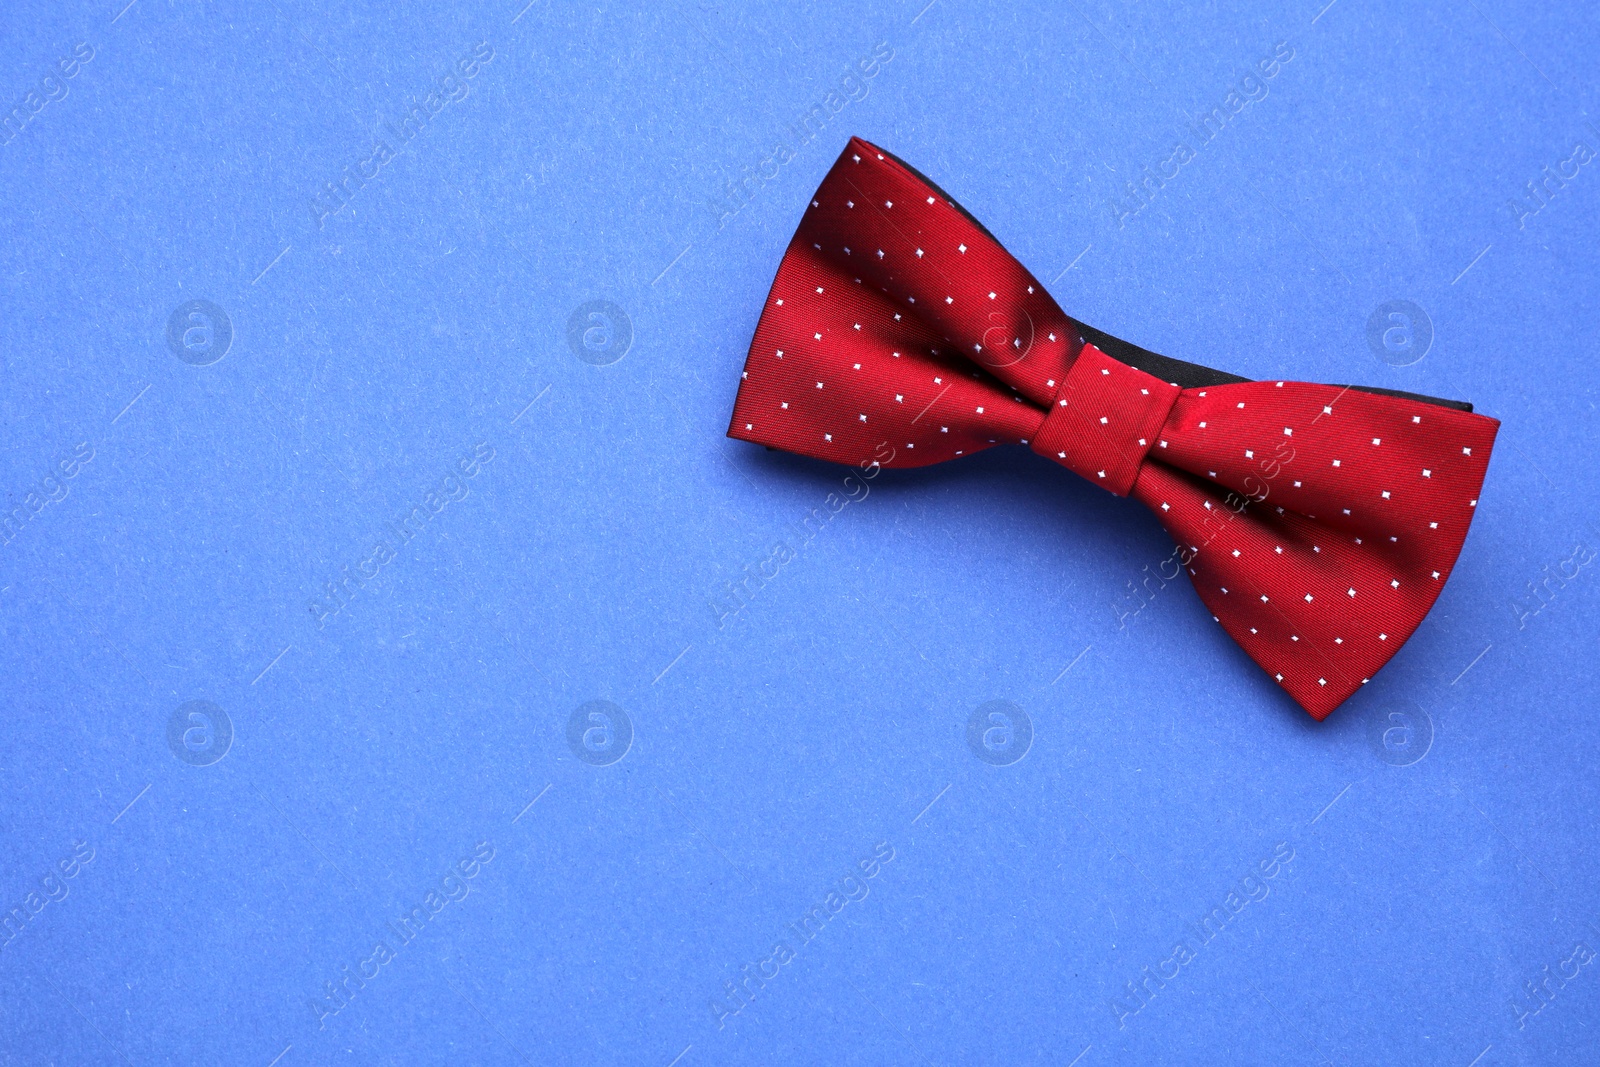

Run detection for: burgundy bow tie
[[726, 137, 1499, 720]]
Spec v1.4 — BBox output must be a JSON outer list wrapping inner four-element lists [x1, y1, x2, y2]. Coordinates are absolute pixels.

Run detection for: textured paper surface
[[1, 0, 1596, 1064]]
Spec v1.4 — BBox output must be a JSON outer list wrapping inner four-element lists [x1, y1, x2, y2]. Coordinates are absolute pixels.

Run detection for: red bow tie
[[726, 137, 1499, 720]]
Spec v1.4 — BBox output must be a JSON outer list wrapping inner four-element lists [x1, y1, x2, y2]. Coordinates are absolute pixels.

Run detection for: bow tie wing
[[728, 137, 1079, 467], [1127, 380, 1500, 718]]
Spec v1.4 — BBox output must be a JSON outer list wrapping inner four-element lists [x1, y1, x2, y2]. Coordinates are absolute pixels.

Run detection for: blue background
[[2, 0, 1597, 1063]]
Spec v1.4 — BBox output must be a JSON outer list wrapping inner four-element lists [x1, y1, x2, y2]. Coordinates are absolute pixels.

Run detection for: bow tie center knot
[[1029, 344, 1182, 496]]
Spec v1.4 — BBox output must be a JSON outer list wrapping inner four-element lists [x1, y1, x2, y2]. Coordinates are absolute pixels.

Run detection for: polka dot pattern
[[727, 137, 1501, 720]]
